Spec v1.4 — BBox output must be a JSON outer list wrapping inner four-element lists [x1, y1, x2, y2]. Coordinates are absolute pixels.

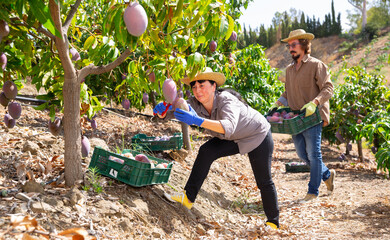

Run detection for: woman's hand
[[174, 106, 204, 126], [153, 102, 172, 118]]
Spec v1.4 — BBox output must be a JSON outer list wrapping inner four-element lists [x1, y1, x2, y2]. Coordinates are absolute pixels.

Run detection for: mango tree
[[0, 0, 251, 186], [323, 66, 390, 168], [207, 44, 283, 114]]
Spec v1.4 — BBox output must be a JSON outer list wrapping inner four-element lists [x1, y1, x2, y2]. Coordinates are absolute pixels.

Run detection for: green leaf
[[84, 36, 95, 49], [197, 36, 206, 45], [33, 102, 49, 111], [143, 0, 156, 13], [187, 12, 201, 29], [148, 58, 166, 67], [103, 4, 119, 35], [153, 42, 168, 55], [114, 6, 128, 47], [28, 0, 62, 38], [128, 61, 137, 74], [193, 52, 203, 64], [173, 0, 184, 19], [49, 106, 56, 119], [225, 15, 234, 41], [16, 0, 24, 18], [219, 16, 229, 39]]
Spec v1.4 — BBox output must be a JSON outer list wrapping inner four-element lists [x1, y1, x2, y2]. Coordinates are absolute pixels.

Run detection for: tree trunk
[[150, 91, 157, 109], [357, 140, 364, 162], [362, 0, 367, 29], [63, 76, 83, 186], [181, 122, 191, 152]]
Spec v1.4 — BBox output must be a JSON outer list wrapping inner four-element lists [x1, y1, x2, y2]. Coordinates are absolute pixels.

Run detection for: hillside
[[265, 31, 390, 85], [1, 33, 390, 239]]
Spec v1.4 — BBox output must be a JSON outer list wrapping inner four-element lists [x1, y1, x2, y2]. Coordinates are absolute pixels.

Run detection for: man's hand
[[300, 101, 317, 117], [267, 102, 280, 115], [153, 102, 172, 118], [174, 106, 204, 126]]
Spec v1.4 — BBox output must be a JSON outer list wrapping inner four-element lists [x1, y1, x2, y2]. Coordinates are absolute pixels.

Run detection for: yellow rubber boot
[[265, 222, 278, 230], [166, 191, 193, 209]]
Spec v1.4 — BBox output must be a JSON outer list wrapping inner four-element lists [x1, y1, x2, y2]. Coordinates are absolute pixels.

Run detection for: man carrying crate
[[270, 29, 336, 203]]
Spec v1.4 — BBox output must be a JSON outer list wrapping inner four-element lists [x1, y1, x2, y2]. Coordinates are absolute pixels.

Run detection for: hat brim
[[281, 33, 315, 42], [181, 72, 226, 87]]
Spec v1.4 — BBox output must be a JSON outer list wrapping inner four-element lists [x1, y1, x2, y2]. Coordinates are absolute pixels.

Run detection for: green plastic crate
[[131, 132, 183, 151], [266, 107, 322, 135], [285, 162, 311, 173], [88, 147, 173, 187]]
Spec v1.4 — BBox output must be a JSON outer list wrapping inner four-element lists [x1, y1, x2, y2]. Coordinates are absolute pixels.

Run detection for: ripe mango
[[123, 2, 148, 37], [0, 52, 7, 71], [48, 117, 61, 136], [0, 20, 9, 38], [69, 48, 80, 61], [81, 136, 90, 158], [175, 97, 189, 111], [4, 113, 15, 128], [209, 40, 217, 53], [162, 78, 177, 104], [142, 92, 149, 104], [2, 81, 18, 100], [229, 31, 237, 41], [135, 154, 150, 163], [8, 102, 22, 119], [0, 92, 10, 107], [122, 99, 130, 110], [90, 119, 97, 130]]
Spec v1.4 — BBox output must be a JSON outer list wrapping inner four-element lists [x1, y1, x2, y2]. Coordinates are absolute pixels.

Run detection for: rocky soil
[[0, 102, 389, 240], [1, 29, 389, 240]]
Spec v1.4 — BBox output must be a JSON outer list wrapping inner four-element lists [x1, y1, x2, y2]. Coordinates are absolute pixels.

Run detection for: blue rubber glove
[[153, 102, 172, 117], [174, 105, 204, 126], [300, 101, 317, 117]]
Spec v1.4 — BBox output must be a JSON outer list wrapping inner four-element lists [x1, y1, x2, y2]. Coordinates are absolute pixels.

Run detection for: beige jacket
[[281, 54, 334, 124]]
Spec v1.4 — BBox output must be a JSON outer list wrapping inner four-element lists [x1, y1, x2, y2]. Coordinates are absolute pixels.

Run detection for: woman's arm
[[200, 119, 225, 134]]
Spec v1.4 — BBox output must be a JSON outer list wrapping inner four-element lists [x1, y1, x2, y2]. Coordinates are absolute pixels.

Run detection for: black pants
[[184, 130, 279, 227]]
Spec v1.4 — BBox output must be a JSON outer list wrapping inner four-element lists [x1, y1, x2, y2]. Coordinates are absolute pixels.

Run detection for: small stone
[[43, 196, 64, 208], [21, 180, 44, 193], [118, 218, 132, 231], [15, 192, 32, 202], [196, 224, 206, 235], [131, 198, 149, 215], [151, 228, 163, 238], [31, 201, 56, 213], [22, 141, 40, 155], [67, 187, 86, 206], [169, 149, 188, 162], [13, 203, 28, 214]]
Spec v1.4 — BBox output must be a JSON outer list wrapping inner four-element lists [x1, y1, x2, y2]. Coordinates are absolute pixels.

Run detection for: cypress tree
[[300, 12, 307, 30], [331, 0, 335, 34]]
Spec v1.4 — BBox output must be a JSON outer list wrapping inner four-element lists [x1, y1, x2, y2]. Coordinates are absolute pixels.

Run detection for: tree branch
[[79, 48, 132, 81], [63, 0, 82, 32], [9, 17, 55, 39], [347, 0, 363, 12], [49, 0, 75, 78], [37, 25, 56, 39]]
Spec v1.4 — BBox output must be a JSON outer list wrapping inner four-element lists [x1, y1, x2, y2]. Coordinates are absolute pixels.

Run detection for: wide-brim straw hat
[[281, 29, 315, 42], [181, 67, 226, 87]]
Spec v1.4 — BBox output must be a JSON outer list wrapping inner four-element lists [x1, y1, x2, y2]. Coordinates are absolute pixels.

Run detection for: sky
[[238, 0, 356, 32]]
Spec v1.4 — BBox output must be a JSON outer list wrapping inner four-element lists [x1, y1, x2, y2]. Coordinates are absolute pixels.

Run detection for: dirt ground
[[1, 30, 389, 240], [1, 101, 389, 240]]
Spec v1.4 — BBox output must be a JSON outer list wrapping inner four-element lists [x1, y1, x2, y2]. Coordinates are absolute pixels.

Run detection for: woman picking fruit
[[153, 68, 280, 229]]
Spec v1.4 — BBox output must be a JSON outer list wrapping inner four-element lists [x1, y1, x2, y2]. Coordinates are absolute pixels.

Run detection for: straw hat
[[181, 67, 226, 87], [281, 29, 315, 42]]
